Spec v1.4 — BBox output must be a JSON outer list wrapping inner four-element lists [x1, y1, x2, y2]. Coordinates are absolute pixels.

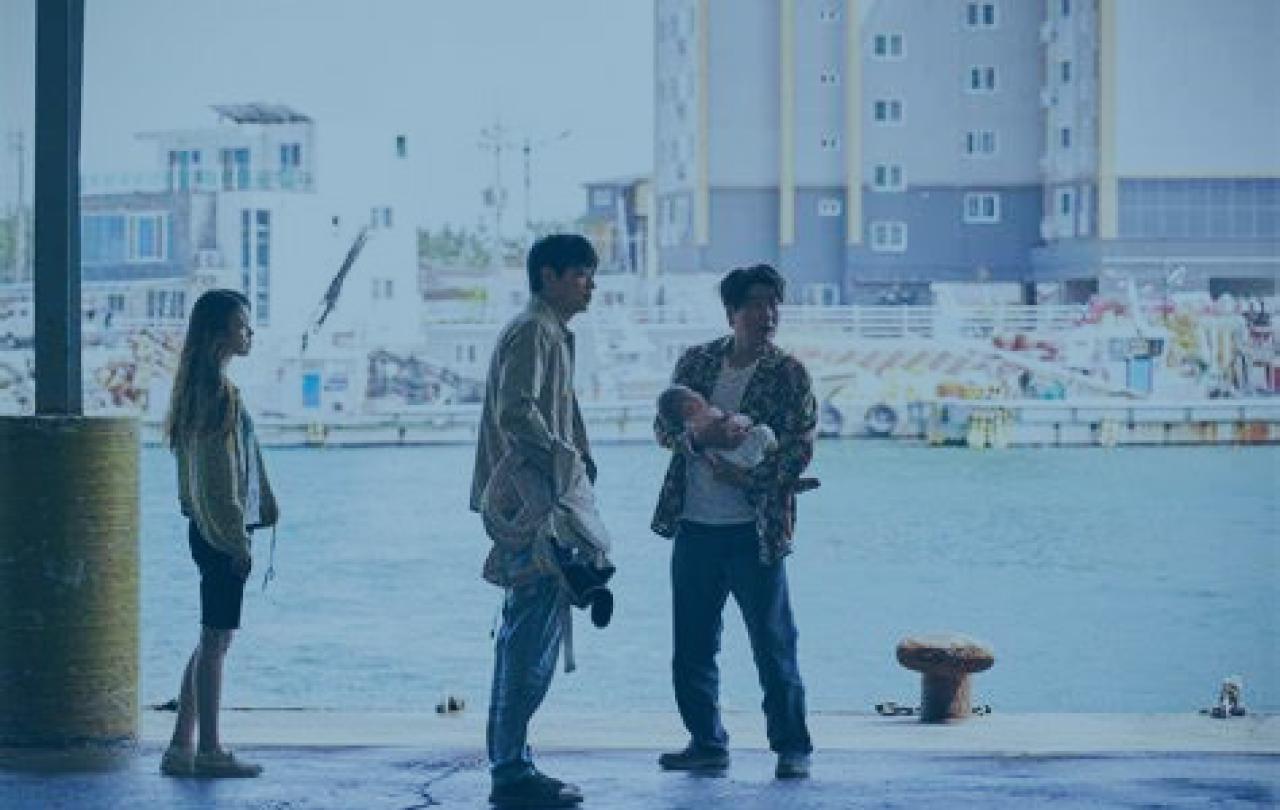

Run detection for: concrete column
[[0, 0, 142, 757], [33, 0, 84, 416]]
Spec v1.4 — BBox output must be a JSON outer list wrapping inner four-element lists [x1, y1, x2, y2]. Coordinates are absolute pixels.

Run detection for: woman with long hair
[[160, 289, 278, 778]]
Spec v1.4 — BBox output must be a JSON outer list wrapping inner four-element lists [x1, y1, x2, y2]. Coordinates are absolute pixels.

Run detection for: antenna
[[521, 129, 570, 233], [477, 120, 514, 263]]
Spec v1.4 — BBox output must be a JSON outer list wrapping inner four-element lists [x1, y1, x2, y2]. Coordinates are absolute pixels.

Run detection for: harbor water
[[141, 442, 1278, 716]]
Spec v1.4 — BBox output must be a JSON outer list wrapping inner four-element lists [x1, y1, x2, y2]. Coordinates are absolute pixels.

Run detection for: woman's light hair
[[164, 289, 249, 449]]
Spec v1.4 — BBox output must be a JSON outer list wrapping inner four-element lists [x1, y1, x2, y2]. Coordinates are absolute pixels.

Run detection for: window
[[240, 210, 252, 269], [82, 215, 127, 264], [966, 2, 997, 28], [873, 99, 903, 124], [144, 289, 183, 320], [804, 283, 839, 305], [963, 192, 1001, 223], [820, 135, 841, 150], [1061, 0, 1071, 16], [279, 142, 302, 188], [870, 221, 907, 252], [1057, 187, 1075, 216], [872, 163, 905, 191], [370, 206, 393, 228], [819, 70, 840, 86], [128, 214, 168, 262], [1060, 127, 1072, 149], [241, 208, 270, 318], [1060, 60, 1072, 83], [221, 148, 251, 190], [279, 143, 301, 169], [107, 293, 125, 314], [1054, 187, 1077, 238], [818, 198, 843, 217], [964, 129, 998, 156], [255, 210, 271, 268], [168, 150, 201, 190], [592, 188, 613, 207], [819, 7, 840, 22], [967, 66, 997, 92], [872, 33, 904, 59]]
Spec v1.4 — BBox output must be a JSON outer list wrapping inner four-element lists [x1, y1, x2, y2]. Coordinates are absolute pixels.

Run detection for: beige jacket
[[176, 387, 279, 563], [470, 296, 593, 586]]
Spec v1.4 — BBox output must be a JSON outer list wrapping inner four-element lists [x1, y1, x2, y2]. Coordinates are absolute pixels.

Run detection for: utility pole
[[521, 129, 570, 235], [480, 122, 572, 264], [477, 120, 513, 264]]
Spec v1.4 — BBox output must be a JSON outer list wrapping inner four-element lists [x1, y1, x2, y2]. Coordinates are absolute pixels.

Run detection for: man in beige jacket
[[470, 233, 598, 808]]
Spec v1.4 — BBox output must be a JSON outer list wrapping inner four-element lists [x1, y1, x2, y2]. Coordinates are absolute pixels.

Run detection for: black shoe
[[589, 589, 614, 628], [489, 770, 583, 807], [658, 744, 730, 771], [775, 752, 811, 779]]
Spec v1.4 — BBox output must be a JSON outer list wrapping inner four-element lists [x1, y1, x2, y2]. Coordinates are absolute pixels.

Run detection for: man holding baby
[[650, 263, 817, 780]]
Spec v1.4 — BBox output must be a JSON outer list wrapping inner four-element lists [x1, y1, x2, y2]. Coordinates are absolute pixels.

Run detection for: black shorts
[[188, 521, 247, 630]]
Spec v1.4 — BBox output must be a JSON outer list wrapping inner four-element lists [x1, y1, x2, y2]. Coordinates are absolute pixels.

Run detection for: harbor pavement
[[1, 710, 1277, 808]]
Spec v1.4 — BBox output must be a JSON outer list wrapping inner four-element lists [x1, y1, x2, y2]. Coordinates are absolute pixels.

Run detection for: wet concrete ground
[[1, 745, 1277, 809], [2, 712, 1277, 808]]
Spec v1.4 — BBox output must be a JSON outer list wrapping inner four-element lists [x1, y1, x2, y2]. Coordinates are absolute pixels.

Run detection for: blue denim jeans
[[487, 574, 564, 784], [671, 521, 812, 755]]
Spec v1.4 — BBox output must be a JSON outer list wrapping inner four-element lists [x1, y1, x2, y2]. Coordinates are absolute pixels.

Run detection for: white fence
[[426, 302, 1089, 341]]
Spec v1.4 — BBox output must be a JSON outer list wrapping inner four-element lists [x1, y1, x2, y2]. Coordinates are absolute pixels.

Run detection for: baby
[[657, 385, 820, 496], [658, 383, 777, 468]]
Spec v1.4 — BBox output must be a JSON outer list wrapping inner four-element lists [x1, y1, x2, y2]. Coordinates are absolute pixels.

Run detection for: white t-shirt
[[681, 359, 759, 525]]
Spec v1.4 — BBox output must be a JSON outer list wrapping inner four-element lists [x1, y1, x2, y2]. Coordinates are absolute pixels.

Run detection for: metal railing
[[425, 302, 1088, 340]]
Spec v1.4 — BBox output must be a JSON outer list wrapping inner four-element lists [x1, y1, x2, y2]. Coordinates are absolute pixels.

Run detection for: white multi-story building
[[81, 103, 420, 348], [654, 0, 1279, 304], [76, 103, 423, 417]]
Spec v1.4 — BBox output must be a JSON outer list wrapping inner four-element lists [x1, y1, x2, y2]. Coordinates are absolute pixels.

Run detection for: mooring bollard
[[896, 633, 995, 722]]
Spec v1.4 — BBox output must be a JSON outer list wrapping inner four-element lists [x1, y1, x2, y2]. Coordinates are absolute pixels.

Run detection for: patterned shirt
[[651, 336, 817, 564]]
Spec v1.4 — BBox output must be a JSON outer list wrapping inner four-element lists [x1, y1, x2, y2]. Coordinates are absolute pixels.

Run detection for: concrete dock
[[2, 710, 1276, 808]]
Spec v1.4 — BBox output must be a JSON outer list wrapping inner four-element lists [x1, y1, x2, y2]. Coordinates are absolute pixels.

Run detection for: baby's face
[[681, 394, 709, 421]]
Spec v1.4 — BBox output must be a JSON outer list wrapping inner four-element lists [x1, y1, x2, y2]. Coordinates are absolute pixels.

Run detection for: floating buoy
[[864, 403, 898, 437]]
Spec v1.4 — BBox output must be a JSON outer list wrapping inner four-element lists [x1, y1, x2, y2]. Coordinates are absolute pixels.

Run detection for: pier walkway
[[2, 710, 1276, 808]]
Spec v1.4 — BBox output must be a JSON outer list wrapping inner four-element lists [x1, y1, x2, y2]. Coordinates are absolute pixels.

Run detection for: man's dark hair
[[719, 263, 786, 311], [526, 234, 598, 293]]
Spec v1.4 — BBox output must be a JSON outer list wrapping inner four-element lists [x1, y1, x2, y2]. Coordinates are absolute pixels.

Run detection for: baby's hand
[[723, 418, 749, 449]]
